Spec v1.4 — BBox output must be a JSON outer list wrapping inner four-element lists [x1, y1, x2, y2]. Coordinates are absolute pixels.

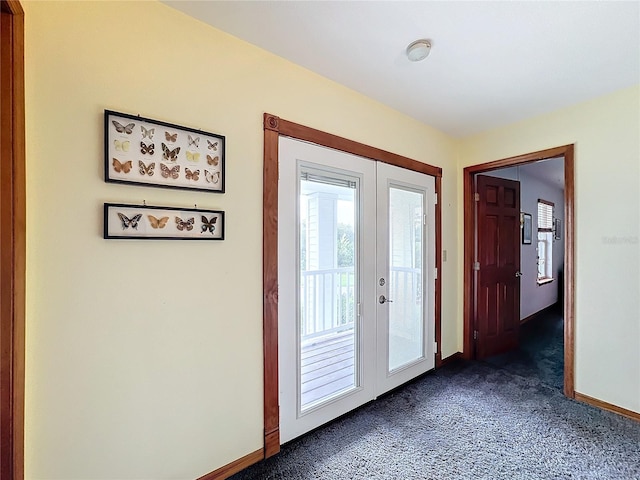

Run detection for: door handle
[[379, 295, 393, 304], [515, 271, 523, 277]]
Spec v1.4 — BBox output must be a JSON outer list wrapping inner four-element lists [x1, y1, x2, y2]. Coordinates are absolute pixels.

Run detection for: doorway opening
[[263, 114, 442, 457], [463, 145, 575, 398]]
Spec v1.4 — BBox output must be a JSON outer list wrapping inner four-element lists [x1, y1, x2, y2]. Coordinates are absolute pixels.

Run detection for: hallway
[[484, 307, 564, 390]]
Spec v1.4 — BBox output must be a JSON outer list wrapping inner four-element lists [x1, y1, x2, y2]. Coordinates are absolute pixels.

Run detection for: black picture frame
[[104, 203, 225, 240], [522, 213, 532, 244], [104, 110, 225, 193]]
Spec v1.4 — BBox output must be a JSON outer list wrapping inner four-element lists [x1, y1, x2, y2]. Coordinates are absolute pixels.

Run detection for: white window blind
[[537, 200, 554, 231]]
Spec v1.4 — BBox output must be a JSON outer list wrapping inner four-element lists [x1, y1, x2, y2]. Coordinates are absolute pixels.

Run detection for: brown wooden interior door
[[475, 175, 521, 359]]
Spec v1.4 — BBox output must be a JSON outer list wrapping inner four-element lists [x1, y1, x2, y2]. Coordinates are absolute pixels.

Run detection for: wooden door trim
[[263, 113, 442, 457], [1, 1, 26, 479], [462, 145, 575, 398]]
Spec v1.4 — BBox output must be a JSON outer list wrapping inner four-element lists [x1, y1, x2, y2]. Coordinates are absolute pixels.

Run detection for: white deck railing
[[301, 267, 355, 339], [300, 266, 422, 340]]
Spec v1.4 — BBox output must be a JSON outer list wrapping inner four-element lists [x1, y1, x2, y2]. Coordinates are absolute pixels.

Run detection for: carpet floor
[[231, 311, 640, 479]]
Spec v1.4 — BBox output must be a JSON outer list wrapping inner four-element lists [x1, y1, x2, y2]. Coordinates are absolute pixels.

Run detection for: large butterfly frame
[[104, 203, 225, 240], [105, 110, 225, 193]]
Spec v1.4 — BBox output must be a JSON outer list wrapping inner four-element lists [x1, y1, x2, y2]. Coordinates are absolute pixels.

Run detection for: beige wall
[[23, 1, 458, 479], [459, 85, 640, 413], [23, 1, 640, 478]]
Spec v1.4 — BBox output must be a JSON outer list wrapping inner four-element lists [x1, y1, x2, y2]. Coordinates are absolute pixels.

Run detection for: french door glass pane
[[299, 173, 357, 411], [388, 187, 424, 372]]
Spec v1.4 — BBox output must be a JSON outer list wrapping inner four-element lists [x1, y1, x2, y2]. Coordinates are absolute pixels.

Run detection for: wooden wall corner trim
[[563, 145, 575, 398], [264, 428, 280, 459], [574, 392, 640, 422], [263, 113, 280, 132], [196, 449, 265, 480], [262, 124, 280, 457], [1, 2, 26, 480]]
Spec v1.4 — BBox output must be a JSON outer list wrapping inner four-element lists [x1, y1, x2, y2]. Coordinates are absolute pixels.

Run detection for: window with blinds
[[537, 200, 554, 231], [537, 199, 554, 283]]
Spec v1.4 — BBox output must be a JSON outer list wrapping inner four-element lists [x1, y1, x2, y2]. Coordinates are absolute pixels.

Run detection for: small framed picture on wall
[[522, 213, 532, 244], [554, 218, 561, 241]]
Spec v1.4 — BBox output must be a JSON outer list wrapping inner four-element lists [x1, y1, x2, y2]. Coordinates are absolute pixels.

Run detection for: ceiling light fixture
[[406, 39, 431, 62]]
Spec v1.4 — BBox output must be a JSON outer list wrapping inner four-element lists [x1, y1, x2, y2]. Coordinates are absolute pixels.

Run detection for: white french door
[[375, 162, 436, 395], [278, 137, 435, 443]]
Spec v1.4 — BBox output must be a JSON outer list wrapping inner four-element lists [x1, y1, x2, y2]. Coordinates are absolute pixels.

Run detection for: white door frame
[[277, 138, 437, 443]]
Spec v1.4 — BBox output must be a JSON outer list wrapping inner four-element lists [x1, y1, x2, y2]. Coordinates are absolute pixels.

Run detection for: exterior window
[[537, 200, 554, 284]]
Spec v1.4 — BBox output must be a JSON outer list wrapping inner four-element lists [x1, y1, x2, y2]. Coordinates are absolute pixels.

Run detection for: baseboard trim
[[197, 448, 264, 480], [520, 302, 559, 325], [439, 352, 463, 367], [575, 392, 640, 422]]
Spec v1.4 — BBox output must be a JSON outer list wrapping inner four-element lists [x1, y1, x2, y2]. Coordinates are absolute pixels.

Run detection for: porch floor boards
[[301, 328, 355, 408]]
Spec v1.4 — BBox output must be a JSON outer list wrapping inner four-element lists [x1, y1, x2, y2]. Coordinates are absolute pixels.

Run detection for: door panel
[[376, 162, 435, 395], [475, 175, 521, 359], [278, 137, 376, 444]]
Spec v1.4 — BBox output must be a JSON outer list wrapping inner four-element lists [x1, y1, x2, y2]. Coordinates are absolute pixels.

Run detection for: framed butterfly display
[[105, 110, 225, 193], [104, 203, 225, 240]]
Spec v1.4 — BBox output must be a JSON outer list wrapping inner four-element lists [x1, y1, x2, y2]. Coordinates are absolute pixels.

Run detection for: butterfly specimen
[[201, 215, 217, 234], [114, 139, 130, 152], [185, 151, 200, 162], [147, 215, 169, 229], [185, 168, 200, 181], [175, 216, 194, 231], [161, 143, 180, 162], [140, 141, 155, 155], [188, 135, 200, 147], [207, 140, 218, 151], [160, 163, 180, 179], [165, 131, 178, 142], [112, 120, 135, 134], [204, 170, 220, 184], [138, 160, 155, 176], [117, 212, 142, 230], [141, 126, 155, 139], [206, 155, 219, 166], [112, 158, 132, 174]]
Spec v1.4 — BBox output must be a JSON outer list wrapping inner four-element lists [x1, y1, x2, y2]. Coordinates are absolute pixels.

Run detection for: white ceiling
[[165, 1, 640, 138]]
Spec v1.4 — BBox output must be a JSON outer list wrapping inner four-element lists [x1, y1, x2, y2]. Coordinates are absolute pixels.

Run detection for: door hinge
[[474, 330, 478, 340], [434, 192, 438, 205], [357, 303, 361, 317], [474, 192, 480, 202], [434, 341, 438, 354], [473, 261, 480, 271], [434, 267, 438, 279], [423, 214, 426, 226]]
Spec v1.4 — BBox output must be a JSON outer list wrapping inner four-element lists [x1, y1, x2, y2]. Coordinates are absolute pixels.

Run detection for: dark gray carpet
[[231, 312, 640, 479]]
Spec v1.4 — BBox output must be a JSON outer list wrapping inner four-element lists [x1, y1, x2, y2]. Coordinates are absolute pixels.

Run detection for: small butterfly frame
[[104, 203, 225, 240], [105, 110, 225, 193]]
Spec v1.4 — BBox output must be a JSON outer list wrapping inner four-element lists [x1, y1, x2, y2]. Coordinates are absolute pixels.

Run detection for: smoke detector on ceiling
[[406, 39, 432, 62]]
